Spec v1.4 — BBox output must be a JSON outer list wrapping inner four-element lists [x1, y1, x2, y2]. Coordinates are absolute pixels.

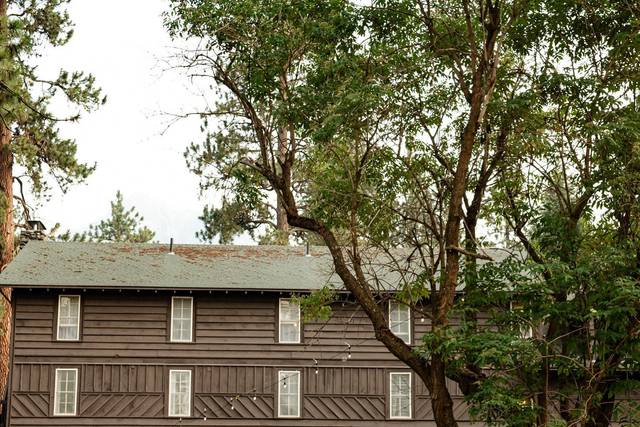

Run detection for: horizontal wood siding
[[9, 289, 456, 426], [13, 291, 429, 364]]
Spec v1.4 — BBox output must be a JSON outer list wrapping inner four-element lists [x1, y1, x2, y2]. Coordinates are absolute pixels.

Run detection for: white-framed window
[[510, 301, 533, 339], [168, 369, 192, 417], [53, 368, 78, 416], [171, 297, 193, 342], [389, 301, 411, 344], [278, 370, 300, 418], [279, 299, 300, 344], [57, 295, 81, 341], [389, 372, 411, 419]]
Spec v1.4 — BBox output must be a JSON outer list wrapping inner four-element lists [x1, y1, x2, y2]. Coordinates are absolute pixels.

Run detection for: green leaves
[[293, 286, 337, 322], [1, 0, 104, 197], [167, 0, 640, 425]]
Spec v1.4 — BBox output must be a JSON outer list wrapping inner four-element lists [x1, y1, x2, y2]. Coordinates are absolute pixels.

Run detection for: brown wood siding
[[8, 289, 464, 426]]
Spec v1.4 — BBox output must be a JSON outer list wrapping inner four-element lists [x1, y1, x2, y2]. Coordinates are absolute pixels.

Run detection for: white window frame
[[170, 297, 194, 343], [56, 295, 81, 341], [168, 369, 192, 417], [278, 298, 301, 344], [277, 370, 301, 418], [389, 372, 412, 420], [389, 301, 411, 344], [53, 368, 78, 416], [510, 301, 533, 339]]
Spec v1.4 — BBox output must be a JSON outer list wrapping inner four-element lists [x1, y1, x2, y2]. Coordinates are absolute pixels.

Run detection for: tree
[[57, 191, 155, 243], [405, 1, 640, 426], [166, 1, 513, 426], [0, 0, 104, 403], [167, 0, 640, 426], [467, 2, 640, 424]]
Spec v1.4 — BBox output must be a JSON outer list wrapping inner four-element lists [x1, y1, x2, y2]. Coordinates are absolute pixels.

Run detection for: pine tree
[[0, 0, 104, 403], [58, 191, 155, 243]]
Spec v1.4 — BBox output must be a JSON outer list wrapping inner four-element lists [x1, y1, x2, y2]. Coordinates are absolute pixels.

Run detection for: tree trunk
[[430, 355, 457, 427], [0, 0, 14, 409], [584, 381, 615, 427], [0, 122, 13, 406], [275, 126, 290, 244], [275, 72, 290, 243]]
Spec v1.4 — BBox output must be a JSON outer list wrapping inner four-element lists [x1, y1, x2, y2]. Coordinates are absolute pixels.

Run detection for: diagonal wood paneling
[[11, 393, 48, 417], [453, 398, 470, 421], [303, 396, 385, 420], [79, 393, 163, 417], [415, 397, 469, 421], [195, 394, 274, 419], [415, 397, 434, 420]]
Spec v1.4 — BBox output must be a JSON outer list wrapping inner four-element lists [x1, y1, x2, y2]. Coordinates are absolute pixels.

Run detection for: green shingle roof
[[0, 241, 512, 291], [0, 241, 341, 291]]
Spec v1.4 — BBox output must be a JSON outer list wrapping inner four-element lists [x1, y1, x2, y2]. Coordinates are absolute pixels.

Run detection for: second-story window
[[389, 301, 411, 344], [57, 295, 80, 341], [510, 301, 533, 339], [279, 299, 300, 343], [171, 297, 193, 342], [278, 370, 300, 418]]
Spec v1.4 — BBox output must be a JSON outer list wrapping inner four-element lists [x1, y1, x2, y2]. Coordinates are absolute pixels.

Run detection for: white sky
[[30, 0, 231, 244]]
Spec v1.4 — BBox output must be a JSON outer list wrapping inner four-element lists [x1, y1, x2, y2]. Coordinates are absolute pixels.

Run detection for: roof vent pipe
[[169, 238, 174, 255]]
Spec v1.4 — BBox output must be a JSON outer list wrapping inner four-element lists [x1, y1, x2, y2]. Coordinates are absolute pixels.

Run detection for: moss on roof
[[0, 241, 340, 291], [0, 241, 512, 291]]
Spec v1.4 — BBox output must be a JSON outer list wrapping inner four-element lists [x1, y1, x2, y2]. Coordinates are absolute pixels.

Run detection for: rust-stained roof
[[0, 241, 512, 291], [0, 241, 342, 291]]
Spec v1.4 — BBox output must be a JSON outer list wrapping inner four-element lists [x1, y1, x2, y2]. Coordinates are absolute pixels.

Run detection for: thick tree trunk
[[276, 127, 289, 232], [0, 123, 13, 406], [430, 356, 457, 427], [0, 0, 14, 409], [275, 73, 290, 243]]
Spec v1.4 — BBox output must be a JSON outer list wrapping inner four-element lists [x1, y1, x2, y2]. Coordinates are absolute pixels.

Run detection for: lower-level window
[[278, 370, 300, 418], [54, 368, 78, 416], [168, 370, 192, 417], [390, 372, 412, 419]]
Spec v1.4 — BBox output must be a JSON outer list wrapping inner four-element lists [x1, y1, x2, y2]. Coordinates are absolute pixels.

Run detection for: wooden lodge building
[[0, 241, 477, 427]]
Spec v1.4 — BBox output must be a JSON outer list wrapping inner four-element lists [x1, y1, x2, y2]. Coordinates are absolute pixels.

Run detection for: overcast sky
[[31, 0, 230, 244]]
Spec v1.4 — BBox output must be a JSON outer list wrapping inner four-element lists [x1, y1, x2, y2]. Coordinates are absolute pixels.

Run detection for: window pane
[[280, 300, 299, 321], [169, 370, 191, 417], [171, 297, 193, 342], [55, 369, 77, 416], [279, 300, 300, 343], [278, 371, 300, 417], [390, 302, 410, 343], [280, 323, 298, 343], [390, 373, 411, 419], [57, 296, 80, 340]]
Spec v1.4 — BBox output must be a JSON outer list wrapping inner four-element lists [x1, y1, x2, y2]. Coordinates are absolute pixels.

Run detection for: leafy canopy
[[1, 0, 105, 197]]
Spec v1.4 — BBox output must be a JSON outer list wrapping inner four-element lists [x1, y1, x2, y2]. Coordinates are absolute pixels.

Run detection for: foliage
[[166, 0, 640, 426], [0, 0, 105, 197], [166, 0, 359, 244], [293, 286, 337, 322], [57, 191, 155, 243]]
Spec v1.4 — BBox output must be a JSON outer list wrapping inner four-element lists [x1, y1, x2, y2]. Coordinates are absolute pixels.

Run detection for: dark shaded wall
[[7, 289, 468, 427]]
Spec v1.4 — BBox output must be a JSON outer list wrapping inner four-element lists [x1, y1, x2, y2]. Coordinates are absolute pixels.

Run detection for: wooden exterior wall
[[7, 289, 470, 427]]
